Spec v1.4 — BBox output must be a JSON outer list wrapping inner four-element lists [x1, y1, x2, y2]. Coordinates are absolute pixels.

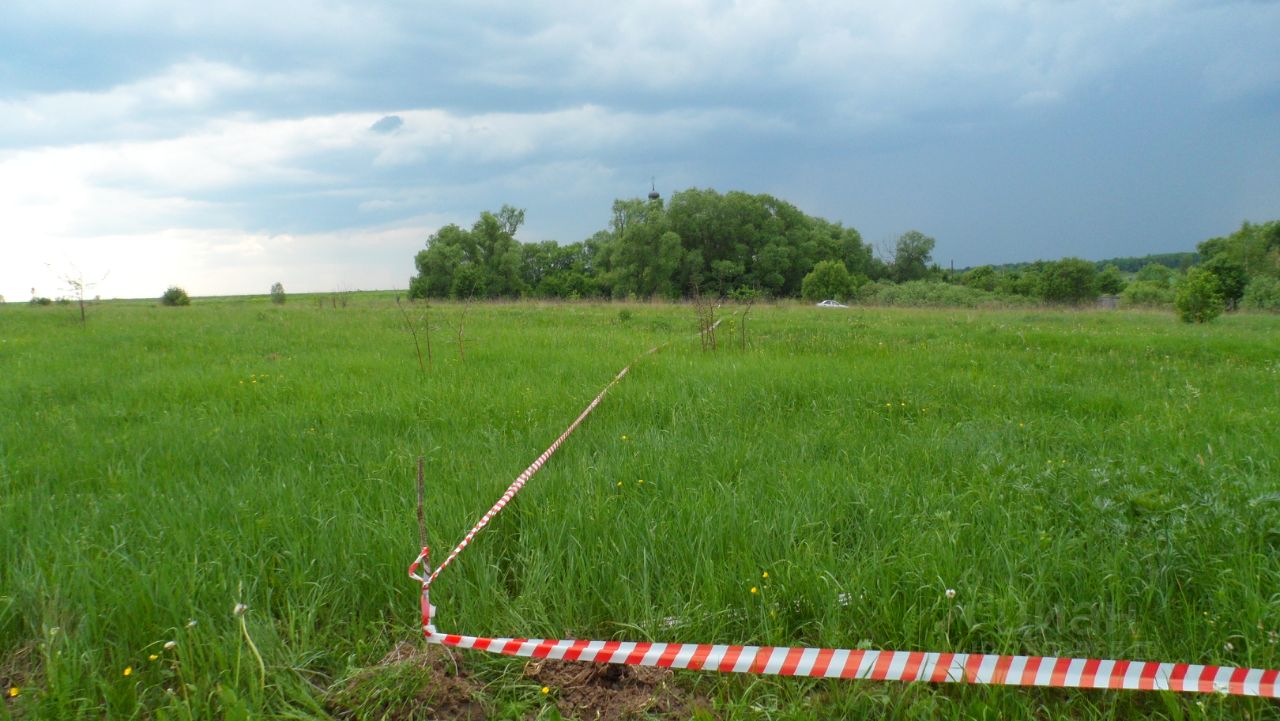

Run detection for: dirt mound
[[525, 658, 698, 721], [329, 642, 704, 721], [326, 641, 486, 721]]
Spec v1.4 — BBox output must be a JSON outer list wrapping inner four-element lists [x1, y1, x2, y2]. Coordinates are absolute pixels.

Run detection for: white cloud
[[0, 60, 334, 144]]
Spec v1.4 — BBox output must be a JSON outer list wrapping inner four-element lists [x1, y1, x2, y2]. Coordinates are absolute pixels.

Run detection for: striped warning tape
[[419, 343, 664, 590], [421, 631, 1280, 698], [409, 319, 1280, 698]]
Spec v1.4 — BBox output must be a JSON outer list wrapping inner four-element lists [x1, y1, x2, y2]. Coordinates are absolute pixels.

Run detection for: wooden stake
[[416, 456, 426, 549]]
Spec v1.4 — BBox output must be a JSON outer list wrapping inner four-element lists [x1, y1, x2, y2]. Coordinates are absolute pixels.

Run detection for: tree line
[[407, 188, 1280, 317], [409, 189, 937, 302]]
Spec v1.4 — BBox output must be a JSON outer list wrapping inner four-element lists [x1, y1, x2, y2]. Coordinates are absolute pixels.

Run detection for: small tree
[[161, 286, 191, 306], [270, 282, 286, 305], [1242, 275, 1280, 311], [1040, 258, 1099, 304], [802, 260, 855, 302], [1175, 267, 1224, 323], [891, 230, 935, 282], [1202, 255, 1247, 310], [1096, 264, 1126, 295]]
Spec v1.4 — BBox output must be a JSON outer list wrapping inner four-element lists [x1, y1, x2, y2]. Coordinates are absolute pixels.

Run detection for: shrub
[[1121, 280, 1175, 308], [866, 280, 1024, 308], [1040, 257, 1099, 304], [270, 282, 286, 305], [29, 296, 53, 306], [1096, 264, 1126, 295], [1242, 275, 1280, 312], [160, 286, 191, 306], [1175, 268, 1224, 323], [801, 260, 855, 302]]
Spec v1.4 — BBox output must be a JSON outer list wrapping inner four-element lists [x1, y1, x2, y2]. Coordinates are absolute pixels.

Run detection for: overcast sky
[[1, 1, 1277, 300]]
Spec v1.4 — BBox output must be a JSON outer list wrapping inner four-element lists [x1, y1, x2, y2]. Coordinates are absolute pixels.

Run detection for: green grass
[[2, 296, 1280, 719]]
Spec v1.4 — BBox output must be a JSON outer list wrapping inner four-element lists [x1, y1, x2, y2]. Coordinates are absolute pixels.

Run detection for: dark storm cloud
[[369, 115, 404, 134], [1, 0, 1278, 299]]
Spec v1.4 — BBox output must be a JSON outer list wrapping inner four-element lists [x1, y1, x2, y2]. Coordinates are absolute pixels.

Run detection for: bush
[[801, 260, 855, 302], [29, 296, 52, 306], [1040, 257, 1099, 304], [160, 286, 191, 306], [1096, 264, 1126, 295], [865, 281, 1028, 308], [1175, 268, 1224, 323], [1242, 275, 1280, 311], [270, 282, 286, 305], [1121, 280, 1175, 308]]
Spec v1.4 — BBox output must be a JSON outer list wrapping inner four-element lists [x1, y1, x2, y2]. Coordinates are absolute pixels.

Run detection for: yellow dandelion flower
[[149, 654, 158, 661], [761, 571, 769, 579], [8, 687, 18, 698], [637, 479, 644, 484], [616, 481, 623, 487], [541, 686, 550, 694], [750, 586, 758, 594], [123, 666, 133, 677]]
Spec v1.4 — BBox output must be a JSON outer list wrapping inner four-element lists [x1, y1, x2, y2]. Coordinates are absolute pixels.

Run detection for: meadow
[[2, 296, 1280, 720]]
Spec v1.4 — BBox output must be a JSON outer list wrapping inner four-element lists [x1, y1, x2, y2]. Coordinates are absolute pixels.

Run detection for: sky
[[1, 1, 1277, 300]]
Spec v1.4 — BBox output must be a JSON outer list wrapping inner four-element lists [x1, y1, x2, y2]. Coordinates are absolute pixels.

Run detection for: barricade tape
[[409, 319, 1280, 699], [422, 631, 1280, 698]]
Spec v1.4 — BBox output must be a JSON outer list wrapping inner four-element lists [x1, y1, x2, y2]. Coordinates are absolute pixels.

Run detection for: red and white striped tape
[[410, 321, 1280, 698], [423, 631, 1280, 698], [420, 344, 662, 589]]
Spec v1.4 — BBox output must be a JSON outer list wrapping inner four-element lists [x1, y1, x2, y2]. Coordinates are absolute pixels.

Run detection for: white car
[[816, 299, 848, 308]]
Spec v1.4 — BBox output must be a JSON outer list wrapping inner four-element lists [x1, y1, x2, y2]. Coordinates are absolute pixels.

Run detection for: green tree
[[801, 260, 855, 302], [892, 230, 935, 282], [270, 282, 286, 304], [1039, 258, 1099, 304], [1242, 275, 1280, 311], [1201, 255, 1247, 310], [960, 265, 998, 292], [1135, 263, 1176, 287], [408, 206, 527, 299], [1175, 267, 1224, 323], [160, 286, 190, 306], [1121, 281, 1175, 307], [1096, 264, 1125, 295]]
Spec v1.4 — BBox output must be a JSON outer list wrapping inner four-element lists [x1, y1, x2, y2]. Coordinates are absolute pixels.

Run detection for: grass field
[[3, 296, 1280, 720]]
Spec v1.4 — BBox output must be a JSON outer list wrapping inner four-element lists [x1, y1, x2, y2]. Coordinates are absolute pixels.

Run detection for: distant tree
[[1175, 267, 1224, 323], [270, 282, 286, 304], [408, 205, 527, 299], [1096, 264, 1126, 295], [1122, 281, 1175, 307], [892, 231, 935, 282], [53, 265, 106, 325], [160, 286, 191, 306], [1135, 263, 1176, 287], [960, 265, 998, 292], [801, 260, 855, 301], [1242, 276, 1280, 312], [1201, 255, 1247, 310], [1040, 258, 1099, 304]]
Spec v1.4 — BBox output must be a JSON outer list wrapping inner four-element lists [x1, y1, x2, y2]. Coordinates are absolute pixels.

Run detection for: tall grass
[[2, 297, 1279, 719]]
